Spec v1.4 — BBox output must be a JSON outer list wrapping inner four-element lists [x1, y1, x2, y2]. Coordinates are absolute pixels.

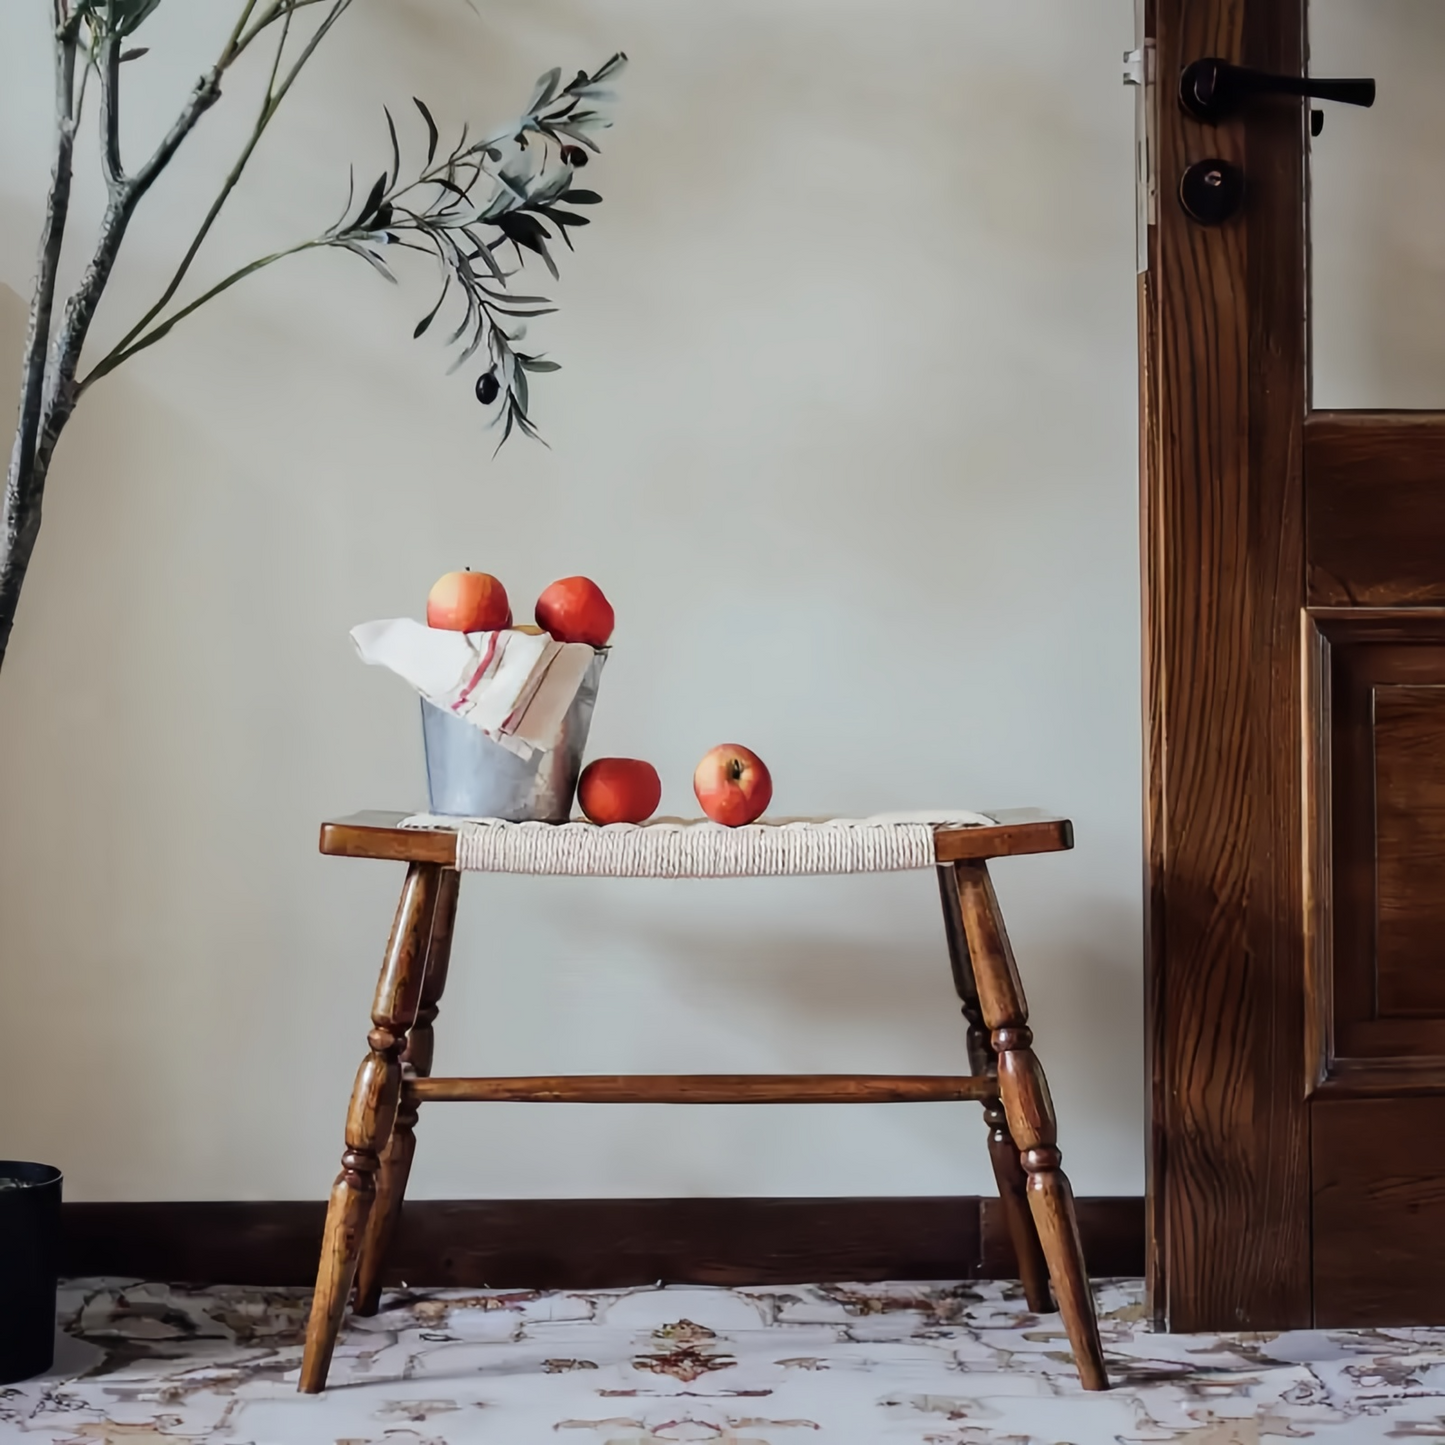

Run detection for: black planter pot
[[0, 1162, 62, 1384]]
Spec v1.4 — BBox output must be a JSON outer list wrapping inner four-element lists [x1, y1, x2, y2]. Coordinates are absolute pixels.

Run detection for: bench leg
[[299, 862, 442, 1394], [355, 867, 460, 1316], [951, 860, 1110, 1392], [936, 867, 1052, 1314]]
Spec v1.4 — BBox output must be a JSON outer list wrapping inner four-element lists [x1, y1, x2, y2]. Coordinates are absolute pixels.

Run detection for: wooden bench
[[298, 810, 1108, 1392]]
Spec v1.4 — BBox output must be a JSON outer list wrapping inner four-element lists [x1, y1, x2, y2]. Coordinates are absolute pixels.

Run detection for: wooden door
[[1141, 0, 1445, 1329]]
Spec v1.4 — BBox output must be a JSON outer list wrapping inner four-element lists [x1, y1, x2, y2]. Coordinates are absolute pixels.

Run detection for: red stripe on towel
[[451, 632, 501, 712]]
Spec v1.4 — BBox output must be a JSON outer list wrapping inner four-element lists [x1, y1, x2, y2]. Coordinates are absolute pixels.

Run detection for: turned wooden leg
[[953, 860, 1109, 1392], [354, 866, 460, 1316], [299, 862, 442, 1394], [936, 866, 1052, 1313]]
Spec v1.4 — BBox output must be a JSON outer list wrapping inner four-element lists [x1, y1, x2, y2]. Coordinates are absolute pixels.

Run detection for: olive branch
[[2, 0, 625, 674]]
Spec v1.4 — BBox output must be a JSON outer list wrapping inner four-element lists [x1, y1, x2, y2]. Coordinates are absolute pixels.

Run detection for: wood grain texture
[[321, 814, 458, 864], [1142, 0, 1310, 1330], [355, 867, 462, 1317], [1306, 412, 1445, 605], [954, 861, 1108, 1390], [300, 863, 441, 1393], [936, 865, 1052, 1314], [1314, 1096, 1445, 1324], [985, 1121, 1052, 1313], [1139, 258, 1170, 1323], [1302, 610, 1334, 1098], [318, 812, 1073, 867], [60, 1196, 1145, 1289], [296, 1174, 371, 1394], [932, 816, 1073, 862], [405, 1074, 993, 1104]]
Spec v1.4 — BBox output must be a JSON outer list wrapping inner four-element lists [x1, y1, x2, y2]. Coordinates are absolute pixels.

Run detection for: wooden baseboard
[[61, 1195, 1142, 1288]]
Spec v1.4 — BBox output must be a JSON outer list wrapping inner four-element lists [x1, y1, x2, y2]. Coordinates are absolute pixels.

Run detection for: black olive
[[475, 371, 500, 405], [560, 145, 589, 168]]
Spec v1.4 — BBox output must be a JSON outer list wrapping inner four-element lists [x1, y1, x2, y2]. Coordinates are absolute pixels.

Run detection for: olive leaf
[[4, 0, 625, 687], [413, 97, 439, 165], [74, 0, 166, 36], [320, 51, 625, 446]]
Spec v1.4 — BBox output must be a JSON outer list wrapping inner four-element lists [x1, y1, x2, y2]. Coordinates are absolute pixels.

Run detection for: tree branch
[[73, 44, 94, 131], [106, 8, 296, 362], [91, 0, 354, 381], [40, 66, 224, 434], [131, 68, 224, 197], [0, 27, 80, 665], [232, 0, 335, 63], [81, 240, 325, 392], [2, 0, 366, 674], [98, 30, 124, 189], [220, 0, 265, 67]]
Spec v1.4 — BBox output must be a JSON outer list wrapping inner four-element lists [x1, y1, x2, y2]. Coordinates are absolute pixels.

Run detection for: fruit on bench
[[427, 570, 512, 631], [577, 758, 662, 824], [535, 576, 614, 648], [693, 744, 772, 826]]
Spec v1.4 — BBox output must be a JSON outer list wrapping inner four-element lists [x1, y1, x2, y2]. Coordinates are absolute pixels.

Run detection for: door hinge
[[1122, 42, 1154, 89], [1124, 40, 1157, 272]]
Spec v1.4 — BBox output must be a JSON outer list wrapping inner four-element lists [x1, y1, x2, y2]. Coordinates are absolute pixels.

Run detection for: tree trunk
[[0, 32, 79, 672], [0, 51, 220, 676]]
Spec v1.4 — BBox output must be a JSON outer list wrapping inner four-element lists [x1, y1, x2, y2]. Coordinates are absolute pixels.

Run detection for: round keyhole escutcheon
[[1178, 158, 1245, 225]]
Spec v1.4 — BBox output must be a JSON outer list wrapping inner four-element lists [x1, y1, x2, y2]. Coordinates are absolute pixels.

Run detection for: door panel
[[1307, 611, 1445, 1087], [1313, 1096, 1445, 1325], [1306, 414, 1445, 605], [1375, 688, 1445, 1017]]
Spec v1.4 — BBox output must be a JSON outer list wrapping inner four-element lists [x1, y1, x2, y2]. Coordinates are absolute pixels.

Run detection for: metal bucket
[[421, 649, 605, 820]]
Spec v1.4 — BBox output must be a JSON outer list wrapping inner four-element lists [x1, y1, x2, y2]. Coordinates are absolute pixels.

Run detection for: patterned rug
[[5, 1277, 1445, 1442]]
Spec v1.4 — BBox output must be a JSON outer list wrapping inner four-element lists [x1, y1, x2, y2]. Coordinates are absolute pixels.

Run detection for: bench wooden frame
[[298, 810, 1108, 1392]]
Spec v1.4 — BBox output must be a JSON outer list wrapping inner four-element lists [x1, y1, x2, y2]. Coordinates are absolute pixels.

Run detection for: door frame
[[1139, 0, 1312, 1330]]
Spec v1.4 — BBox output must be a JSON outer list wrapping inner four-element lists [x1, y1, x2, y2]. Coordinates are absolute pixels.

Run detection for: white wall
[[0, 0, 1142, 1202]]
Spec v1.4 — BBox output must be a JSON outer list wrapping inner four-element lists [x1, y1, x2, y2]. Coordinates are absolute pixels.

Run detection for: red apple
[[427, 570, 512, 632], [535, 576, 614, 648], [693, 744, 772, 827], [577, 758, 662, 825]]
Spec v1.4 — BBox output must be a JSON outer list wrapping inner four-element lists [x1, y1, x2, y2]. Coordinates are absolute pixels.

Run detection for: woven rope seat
[[398, 810, 996, 877]]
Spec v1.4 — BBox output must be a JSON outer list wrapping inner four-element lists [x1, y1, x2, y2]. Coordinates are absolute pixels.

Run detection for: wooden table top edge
[[318, 810, 1073, 865]]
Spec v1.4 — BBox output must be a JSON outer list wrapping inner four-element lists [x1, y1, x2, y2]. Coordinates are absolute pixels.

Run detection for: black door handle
[[1180, 57, 1375, 123]]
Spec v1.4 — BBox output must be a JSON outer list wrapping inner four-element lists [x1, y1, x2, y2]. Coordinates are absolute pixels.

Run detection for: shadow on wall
[[407, 875, 1143, 1199], [0, 280, 232, 837], [0, 281, 294, 1183], [622, 896, 1142, 1105]]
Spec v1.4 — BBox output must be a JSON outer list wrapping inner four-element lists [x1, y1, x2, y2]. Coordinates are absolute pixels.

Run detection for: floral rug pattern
[[4, 1277, 1445, 1442]]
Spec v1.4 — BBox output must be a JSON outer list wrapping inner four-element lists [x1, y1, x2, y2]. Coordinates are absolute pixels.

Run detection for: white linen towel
[[350, 618, 594, 758]]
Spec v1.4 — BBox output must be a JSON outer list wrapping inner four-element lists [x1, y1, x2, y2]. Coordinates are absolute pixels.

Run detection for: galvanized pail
[[420, 649, 605, 821]]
